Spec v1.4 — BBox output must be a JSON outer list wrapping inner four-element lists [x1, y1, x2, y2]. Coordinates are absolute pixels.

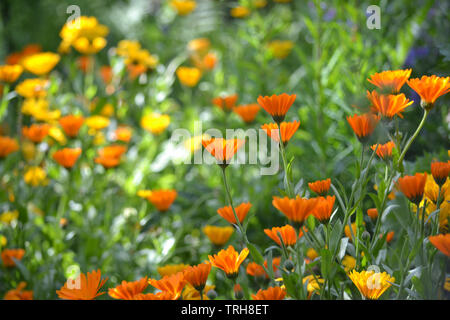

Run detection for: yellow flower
[[424, 174, 449, 204], [15, 79, 49, 98], [268, 40, 294, 59], [170, 0, 196, 16], [253, 0, 267, 8], [444, 277, 450, 292], [342, 255, 356, 272], [183, 134, 210, 153], [93, 131, 106, 146], [176, 67, 202, 87], [21, 140, 36, 161], [302, 275, 324, 299], [0, 235, 6, 247], [157, 264, 190, 277], [0, 210, 19, 224], [203, 225, 234, 246], [348, 270, 395, 300], [21, 98, 49, 117], [100, 103, 115, 117], [85, 115, 110, 130], [0, 64, 23, 83], [21, 52, 60, 76], [306, 248, 318, 261], [137, 190, 153, 198], [182, 284, 214, 300], [141, 113, 170, 135], [187, 38, 210, 56], [24, 166, 48, 187], [230, 6, 251, 18], [48, 126, 67, 145]]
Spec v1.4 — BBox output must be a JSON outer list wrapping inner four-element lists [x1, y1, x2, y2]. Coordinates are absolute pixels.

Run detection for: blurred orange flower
[[367, 208, 378, 220], [233, 104, 260, 123], [4, 282, 33, 300], [346, 113, 379, 143], [1, 248, 25, 267], [108, 277, 148, 300], [431, 161, 450, 187], [176, 66, 201, 87], [308, 178, 331, 196], [212, 94, 238, 112], [397, 173, 427, 205], [203, 225, 234, 246], [264, 224, 297, 246], [56, 269, 108, 300], [146, 189, 177, 211], [217, 202, 252, 224], [0, 136, 19, 158], [230, 6, 251, 18], [59, 115, 84, 138], [170, 0, 196, 15], [148, 272, 186, 300], [0, 64, 23, 83], [52, 147, 82, 169], [272, 196, 319, 225], [371, 141, 396, 160], [261, 120, 300, 145], [367, 91, 413, 119], [22, 123, 51, 143], [202, 137, 245, 166], [428, 234, 450, 256], [113, 126, 132, 143]]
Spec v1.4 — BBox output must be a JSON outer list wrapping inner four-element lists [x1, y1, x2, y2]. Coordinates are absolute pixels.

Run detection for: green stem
[[278, 126, 293, 197], [0, 84, 10, 121]]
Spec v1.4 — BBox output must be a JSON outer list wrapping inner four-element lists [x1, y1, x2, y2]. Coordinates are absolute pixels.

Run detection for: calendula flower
[[176, 66, 202, 87], [371, 141, 396, 160], [6, 44, 42, 65], [108, 277, 148, 300], [1, 248, 25, 267], [15, 78, 48, 98], [246, 262, 266, 278], [367, 208, 378, 220], [182, 284, 214, 300], [202, 138, 245, 167], [306, 248, 319, 261], [100, 65, 113, 84], [233, 104, 260, 123], [0, 210, 19, 225], [170, 0, 196, 15], [308, 178, 331, 196], [21, 52, 60, 76], [4, 282, 33, 300], [141, 113, 170, 135], [385, 231, 394, 243], [0, 64, 23, 83], [272, 196, 319, 225], [344, 222, 358, 241], [188, 38, 210, 55], [230, 6, 251, 18], [261, 120, 300, 146], [431, 161, 450, 187], [367, 69, 412, 93], [264, 224, 297, 246], [253, 0, 268, 8], [157, 264, 190, 277], [59, 115, 84, 138], [212, 94, 239, 112], [184, 135, 210, 154], [348, 270, 395, 300], [22, 123, 50, 143], [21, 140, 36, 161], [302, 275, 325, 299], [95, 145, 127, 169], [203, 225, 234, 246], [0, 136, 19, 158], [86, 115, 110, 131], [113, 126, 132, 143], [52, 147, 82, 169], [257, 93, 296, 123], [423, 174, 449, 204], [252, 286, 286, 300], [146, 189, 177, 212], [208, 245, 249, 279], [56, 269, 108, 300], [183, 262, 211, 291], [397, 173, 427, 205], [428, 234, 450, 256], [407, 75, 450, 109], [48, 126, 67, 145], [312, 196, 335, 223], [367, 91, 413, 119], [148, 272, 186, 300], [342, 255, 356, 272], [217, 202, 252, 224], [346, 113, 380, 143], [268, 40, 294, 59], [77, 56, 92, 73], [192, 52, 217, 71], [24, 166, 48, 186]]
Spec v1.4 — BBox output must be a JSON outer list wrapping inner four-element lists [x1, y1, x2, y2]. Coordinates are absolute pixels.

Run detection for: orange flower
[[56, 269, 108, 300], [114, 126, 132, 143], [202, 138, 245, 166], [367, 90, 413, 118], [183, 262, 211, 291], [246, 262, 266, 277], [264, 257, 281, 274], [176, 66, 202, 87], [100, 65, 113, 84], [431, 161, 450, 187], [264, 224, 297, 246], [217, 202, 252, 224], [367, 208, 378, 220], [346, 113, 379, 143], [77, 56, 92, 73], [397, 173, 427, 205], [407, 75, 450, 108], [385, 231, 394, 243], [312, 196, 335, 223], [22, 123, 51, 143], [52, 147, 82, 169], [367, 69, 412, 93], [108, 277, 148, 300], [257, 93, 296, 123], [59, 115, 84, 138], [261, 120, 300, 145], [3, 282, 33, 300], [212, 94, 238, 112], [428, 234, 450, 256], [0, 136, 19, 158], [208, 245, 249, 279], [146, 189, 177, 211], [1, 248, 25, 267], [133, 291, 174, 300], [0, 64, 23, 83], [148, 272, 186, 300], [252, 286, 286, 300], [371, 141, 396, 160], [272, 196, 319, 225], [233, 104, 260, 123], [95, 145, 127, 169], [308, 178, 331, 196], [203, 225, 234, 246]]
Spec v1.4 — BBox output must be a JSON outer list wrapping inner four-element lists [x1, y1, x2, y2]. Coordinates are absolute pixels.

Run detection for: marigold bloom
[[217, 202, 252, 224], [407, 75, 450, 108], [0, 210, 19, 224], [52, 147, 82, 169], [148, 272, 186, 300], [202, 138, 245, 166], [367, 90, 413, 118], [257, 93, 296, 123], [367, 208, 378, 220], [21, 52, 60, 76], [252, 286, 286, 300], [264, 224, 297, 246], [176, 66, 202, 87], [428, 234, 450, 256], [344, 222, 358, 241], [59, 115, 84, 138], [170, 0, 196, 15], [1, 248, 25, 267], [113, 126, 132, 143], [95, 145, 127, 169], [86, 115, 110, 131], [134, 291, 175, 300], [230, 6, 251, 18], [367, 69, 412, 93], [246, 262, 266, 278], [182, 284, 214, 300], [15, 78, 48, 98], [312, 196, 335, 223], [0, 64, 23, 83], [348, 270, 395, 300], [157, 264, 190, 277], [306, 248, 319, 261], [193, 52, 217, 71], [346, 113, 379, 143], [24, 166, 48, 186], [203, 225, 234, 246], [272, 196, 319, 225], [396, 173, 427, 205], [141, 113, 170, 135], [261, 120, 300, 145], [268, 40, 294, 59], [212, 94, 238, 112], [0, 136, 19, 158], [146, 189, 177, 211], [302, 275, 325, 299], [108, 277, 148, 300], [183, 262, 211, 291], [233, 104, 260, 123], [56, 269, 107, 300], [385, 231, 394, 243], [100, 65, 113, 84], [208, 245, 249, 279], [187, 38, 211, 55], [371, 141, 396, 160], [431, 161, 450, 187], [4, 282, 33, 300], [308, 178, 331, 196], [342, 255, 356, 272], [22, 123, 50, 143]]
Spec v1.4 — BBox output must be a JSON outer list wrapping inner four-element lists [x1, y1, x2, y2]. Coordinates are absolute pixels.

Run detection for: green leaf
[[247, 242, 264, 265]]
